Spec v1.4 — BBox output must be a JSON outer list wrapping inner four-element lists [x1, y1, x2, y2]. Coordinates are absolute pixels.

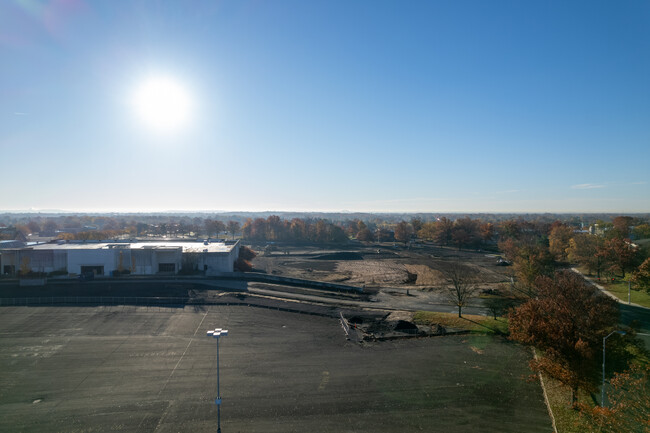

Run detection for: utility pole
[[602, 330, 626, 407], [628, 280, 631, 305]]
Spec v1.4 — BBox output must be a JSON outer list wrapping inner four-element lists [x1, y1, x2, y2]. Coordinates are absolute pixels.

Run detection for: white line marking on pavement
[[158, 308, 210, 396]]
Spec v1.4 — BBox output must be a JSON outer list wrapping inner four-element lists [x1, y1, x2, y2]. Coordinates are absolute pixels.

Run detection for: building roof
[[0, 240, 25, 249], [19, 241, 236, 254]]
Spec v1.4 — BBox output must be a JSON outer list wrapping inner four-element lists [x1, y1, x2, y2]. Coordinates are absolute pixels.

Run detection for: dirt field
[[249, 242, 512, 314], [250, 242, 510, 289], [0, 305, 552, 432]]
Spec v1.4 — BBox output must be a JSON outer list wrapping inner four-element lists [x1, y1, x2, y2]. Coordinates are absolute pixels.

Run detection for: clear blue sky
[[1, 0, 649, 213]]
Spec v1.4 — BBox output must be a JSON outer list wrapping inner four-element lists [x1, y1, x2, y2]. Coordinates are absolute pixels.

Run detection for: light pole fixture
[[601, 330, 626, 407], [207, 328, 228, 433]]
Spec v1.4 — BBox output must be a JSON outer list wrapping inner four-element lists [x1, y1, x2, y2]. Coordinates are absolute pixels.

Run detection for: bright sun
[[132, 76, 193, 134]]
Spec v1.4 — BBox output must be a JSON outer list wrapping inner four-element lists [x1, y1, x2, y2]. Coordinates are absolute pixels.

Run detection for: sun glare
[[132, 76, 193, 134]]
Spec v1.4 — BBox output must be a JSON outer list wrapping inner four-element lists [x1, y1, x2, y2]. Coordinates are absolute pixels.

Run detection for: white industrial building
[[0, 240, 240, 277]]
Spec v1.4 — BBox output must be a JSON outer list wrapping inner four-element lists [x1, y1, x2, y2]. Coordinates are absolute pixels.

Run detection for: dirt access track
[[249, 241, 512, 313]]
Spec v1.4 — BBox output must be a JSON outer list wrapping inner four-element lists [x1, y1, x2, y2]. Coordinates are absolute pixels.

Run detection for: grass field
[[0, 305, 550, 432], [413, 310, 510, 335], [574, 266, 650, 308], [601, 280, 650, 308], [542, 374, 595, 433]]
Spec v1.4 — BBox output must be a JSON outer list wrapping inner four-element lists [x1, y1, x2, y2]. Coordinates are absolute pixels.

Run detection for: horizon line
[[1, 209, 649, 215]]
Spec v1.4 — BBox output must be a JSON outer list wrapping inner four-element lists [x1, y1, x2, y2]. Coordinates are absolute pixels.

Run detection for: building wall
[[204, 241, 240, 275], [115, 249, 132, 273], [153, 249, 182, 273], [131, 249, 153, 275], [0, 249, 65, 275], [204, 253, 234, 275], [53, 250, 67, 271], [0, 251, 17, 274], [2, 241, 239, 277], [67, 249, 117, 275]]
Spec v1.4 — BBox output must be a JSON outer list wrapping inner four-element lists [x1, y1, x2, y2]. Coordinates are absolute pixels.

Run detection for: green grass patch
[[573, 267, 650, 308], [600, 280, 650, 308], [413, 310, 509, 334], [542, 374, 595, 433]]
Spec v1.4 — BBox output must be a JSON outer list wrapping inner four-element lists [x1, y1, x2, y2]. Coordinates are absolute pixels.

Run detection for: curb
[[533, 348, 558, 433]]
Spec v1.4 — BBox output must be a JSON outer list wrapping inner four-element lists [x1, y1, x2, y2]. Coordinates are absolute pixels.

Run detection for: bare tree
[[227, 221, 240, 240], [441, 262, 479, 317]]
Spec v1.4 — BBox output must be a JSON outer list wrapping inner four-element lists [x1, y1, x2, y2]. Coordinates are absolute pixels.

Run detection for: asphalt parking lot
[[0, 305, 552, 432]]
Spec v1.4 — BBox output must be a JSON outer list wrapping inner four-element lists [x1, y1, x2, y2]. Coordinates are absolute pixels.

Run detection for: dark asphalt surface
[[0, 306, 552, 433]]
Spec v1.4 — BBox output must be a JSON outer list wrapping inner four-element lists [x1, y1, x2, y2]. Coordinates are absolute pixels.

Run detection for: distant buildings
[[0, 240, 25, 250], [0, 240, 240, 277]]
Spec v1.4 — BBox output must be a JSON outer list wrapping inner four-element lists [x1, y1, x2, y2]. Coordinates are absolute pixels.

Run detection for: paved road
[[569, 268, 650, 347]]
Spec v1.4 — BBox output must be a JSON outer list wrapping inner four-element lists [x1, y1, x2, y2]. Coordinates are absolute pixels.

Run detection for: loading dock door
[[158, 263, 176, 273]]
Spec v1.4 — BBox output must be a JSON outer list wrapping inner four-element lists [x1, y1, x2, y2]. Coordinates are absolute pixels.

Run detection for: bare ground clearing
[[250, 242, 511, 291]]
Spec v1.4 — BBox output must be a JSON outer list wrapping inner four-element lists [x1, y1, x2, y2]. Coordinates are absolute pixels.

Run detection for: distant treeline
[[413, 217, 495, 249], [2, 211, 650, 228], [241, 216, 348, 244]]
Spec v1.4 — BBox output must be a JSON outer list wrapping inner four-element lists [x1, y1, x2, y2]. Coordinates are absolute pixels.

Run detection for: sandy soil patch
[[336, 260, 411, 285], [403, 264, 445, 286]]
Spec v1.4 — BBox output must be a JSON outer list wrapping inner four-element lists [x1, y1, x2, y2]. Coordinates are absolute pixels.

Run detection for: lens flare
[[132, 76, 193, 134]]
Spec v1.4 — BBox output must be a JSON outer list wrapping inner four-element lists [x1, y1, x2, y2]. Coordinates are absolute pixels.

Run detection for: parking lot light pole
[[602, 330, 626, 407], [207, 328, 228, 433]]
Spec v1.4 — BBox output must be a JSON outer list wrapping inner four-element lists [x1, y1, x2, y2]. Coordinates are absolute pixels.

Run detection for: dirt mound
[[403, 264, 446, 286], [312, 252, 363, 261], [350, 312, 446, 340], [394, 320, 418, 332]]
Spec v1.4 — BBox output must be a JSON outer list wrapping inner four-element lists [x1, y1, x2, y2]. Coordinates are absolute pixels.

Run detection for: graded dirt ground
[[250, 242, 510, 290], [248, 242, 513, 314], [0, 305, 552, 432]]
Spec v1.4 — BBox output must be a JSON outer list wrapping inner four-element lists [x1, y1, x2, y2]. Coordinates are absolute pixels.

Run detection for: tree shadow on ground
[[461, 316, 508, 335]]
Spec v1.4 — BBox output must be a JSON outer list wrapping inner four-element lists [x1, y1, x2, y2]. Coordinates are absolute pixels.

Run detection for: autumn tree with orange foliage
[[234, 246, 257, 272], [566, 233, 604, 277], [511, 244, 555, 292], [548, 222, 573, 261], [509, 271, 618, 407], [394, 221, 413, 244], [633, 258, 650, 293], [580, 363, 650, 433], [597, 237, 641, 278]]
